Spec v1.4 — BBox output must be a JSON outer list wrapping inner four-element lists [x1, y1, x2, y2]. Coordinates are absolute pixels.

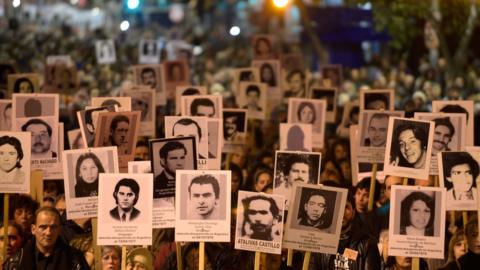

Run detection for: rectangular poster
[[0, 131, 31, 193], [287, 98, 326, 149]]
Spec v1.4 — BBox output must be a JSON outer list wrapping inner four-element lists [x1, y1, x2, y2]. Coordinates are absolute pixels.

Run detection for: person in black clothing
[[4, 206, 89, 270], [455, 217, 480, 268]]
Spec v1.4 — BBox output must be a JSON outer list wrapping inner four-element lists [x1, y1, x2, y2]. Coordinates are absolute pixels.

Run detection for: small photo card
[[62, 147, 119, 219], [320, 64, 343, 88], [432, 100, 474, 147], [233, 68, 259, 95], [96, 39, 116, 64], [439, 151, 479, 211], [235, 191, 285, 254], [283, 183, 347, 254], [359, 89, 395, 111], [175, 170, 231, 242], [273, 150, 321, 209], [238, 82, 267, 120], [77, 105, 118, 148], [122, 86, 156, 136], [388, 185, 446, 259], [175, 85, 207, 115], [93, 111, 141, 171], [139, 39, 160, 64], [383, 117, 434, 180], [222, 109, 247, 153], [15, 116, 59, 162], [279, 123, 312, 152], [358, 110, 404, 164], [309, 87, 337, 123], [252, 59, 282, 99], [283, 69, 307, 99], [162, 60, 190, 100], [91, 97, 132, 112], [0, 100, 12, 131], [252, 35, 275, 59], [132, 64, 165, 105], [97, 173, 153, 246], [287, 98, 327, 149], [12, 93, 59, 119], [7, 73, 40, 97], [181, 95, 223, 118], [0, 131, 31, 193]]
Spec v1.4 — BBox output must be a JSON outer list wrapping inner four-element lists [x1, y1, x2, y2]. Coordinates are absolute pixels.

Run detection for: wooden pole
[[402, 177, 408, 186], [254, 251, 261, 270], [176, 242, 183, 270], [368, 163, 378, 211], [92, 218, 101, 270], [199, 242, 205, 270], [287, 248, 293, 266], [412, 257, 419, 270], [463, 211, 469, 251], [302, 251, 311, 270], [2, 194, 9, 263], [121, 246, 127, 270]]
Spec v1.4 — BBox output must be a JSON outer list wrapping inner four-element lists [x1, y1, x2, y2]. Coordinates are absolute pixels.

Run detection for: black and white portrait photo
[[238, 82, 267, 120], [95, 39, 116, 64], [252, 35, 274, 59], [252, 60, 281, 94], [175, 170, 231, 242], [62, 147, 119, 219], [0, 100, 12, 131], [320, 65, 342, 88], [133, 64, 164, 105], [17, 117, 59, 160], [234, 68, 259, 94], [287, 98, 326, 149], [138, 39, 160, 64], [432, 100, 474, 147], [12, 93, 59, 119], [97, 173, 153, 245], [162, 60, 189, 100], [360, 89, 394, 111], [0, 131, 31, 193], [283, 183, 347, 254], [283, 69, 306, 99], [91, 97, 132, 112], [181, 95, 222, 118], [384, 117, 434, 180], [388, 185, 446, 259], [175, 85, 207, 115], [7, 73, 40, 96], [310, 87, 337, 123], [122, 86, 156, 136], [279, 123, 312, 152], [273, 151, 321, 208], [439, 151, 479, 211], [77, 105, 118, 147], [234, 191, 285, 254], [67, 129, 85, 150], [222, 109, 247, 152]]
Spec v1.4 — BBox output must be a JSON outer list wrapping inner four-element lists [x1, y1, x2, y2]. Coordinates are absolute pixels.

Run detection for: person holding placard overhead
[[390, 123, 428, 169], [399, 191, 435, 236]]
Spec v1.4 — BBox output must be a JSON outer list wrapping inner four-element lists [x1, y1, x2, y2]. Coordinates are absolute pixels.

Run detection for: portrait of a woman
[[297, 102, 316, 124], [75, 152, 105, 197], [13, 77, 34, 93], [399, 191, 435, 236], [260, 63, 276, 87], [0, 135, 25, 183]]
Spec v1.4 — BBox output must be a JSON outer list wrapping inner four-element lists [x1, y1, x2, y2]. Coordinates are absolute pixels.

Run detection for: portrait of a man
[[108, 115, 130, 154], [243, 84, 263, 112], [154, 141, 187, 199], [21, 118, 57, 159], [140, 67, 157, 90], [223, 111, 246, 143], [441, 152, 478, 202], [171, 118, 207, 159], [240, 194, 281, 241], [364, 113, 389, 147], [296, 188, 335, 232], [364, 92, 389, 110], [283, 69, 306, 98], [110, 178, 141, 222], [187, 174, 220, 220], [432, 117, 454, 156], [190, 98, 215, 118], [389, 121, 430, 169]]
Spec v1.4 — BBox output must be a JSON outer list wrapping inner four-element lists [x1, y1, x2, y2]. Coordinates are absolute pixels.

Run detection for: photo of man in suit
[[110, 178, 141, 222]]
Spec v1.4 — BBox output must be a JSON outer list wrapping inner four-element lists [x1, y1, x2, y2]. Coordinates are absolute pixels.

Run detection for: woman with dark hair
[[400, 191, 435, 236], [254, 37, 272, 58], [390, 122, 428, 169], [13, 77, 34, 93], [0, 135, 25, 183], [75, 152, 105, 197], [297, 102, 316, 124], [260, 63, 276, 87]]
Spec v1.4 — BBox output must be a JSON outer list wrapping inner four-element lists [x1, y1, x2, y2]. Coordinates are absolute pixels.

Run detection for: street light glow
[[120, 20, 130, 31], [229, 26, 241, 36], [127, 0, 140, 10], [273, 0, 289, 8], [12, 0, 21, 8]]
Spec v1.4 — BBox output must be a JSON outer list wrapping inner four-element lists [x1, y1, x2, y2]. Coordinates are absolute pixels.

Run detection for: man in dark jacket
[[4, 206, 89, 270], [310, 190, 381, 270]]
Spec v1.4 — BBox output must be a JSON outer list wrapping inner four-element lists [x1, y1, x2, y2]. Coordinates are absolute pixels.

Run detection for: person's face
[[112, 121, 129, 146], [79, 158, 99, 184], [394, 257, 411, 268], [127, 255, 148, 270], [256, 40, 270, 55], [432, 125, 452, 154], [134, 146, 149, 161], [225, 116, 238, 137], [334, 144, 347, 160], [102, 249, 120, 270], [299, 105, 314, 124], [384, 176, 403, 201], [305, 195, 326, 223], [55, 198, 66, 216], [453, 238, 467, 259], [141, 70, 156, 89], [289, 73, 304, 93], [366, 100, 387, 110], [398, 129, 423, 164], [254, 172, 272, 192], [4, 107, 12, 130], [14, 208, 34, 231], [248, 199, 274, 234], [409, 199, 431, 230], [116, 186, 136, 211], [28, 124, 52, 154], [448, 163, 474, 193], [31, 212, 61, 251], [0, 226, 22, 256], [288, 162, 309, 183], [231, 172, 240, 193], [19, 81, 33, 93], [190, 183, 217, 217], [132, 98, 148, 120], [354, 188, 369, 213], [368, 117, 388, 147], [261, 66, 273, 82], [467, 227, 480, 254], [342, 201, 354, 227], [247, 90, 260, 106], [173, 124, 201, 146], [164, 148, 186, 174], [0, 143, 18, 172], [195, 105, 215, 117]]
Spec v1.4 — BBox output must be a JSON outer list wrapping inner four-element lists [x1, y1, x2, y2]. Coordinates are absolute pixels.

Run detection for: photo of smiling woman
[[399, 191, 435, 236], [75, 152, 105, 197], [0, 135, 25, 183]]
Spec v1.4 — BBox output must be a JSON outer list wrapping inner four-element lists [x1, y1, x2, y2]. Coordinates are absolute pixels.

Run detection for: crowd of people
[[1, 4, 480, 270]]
